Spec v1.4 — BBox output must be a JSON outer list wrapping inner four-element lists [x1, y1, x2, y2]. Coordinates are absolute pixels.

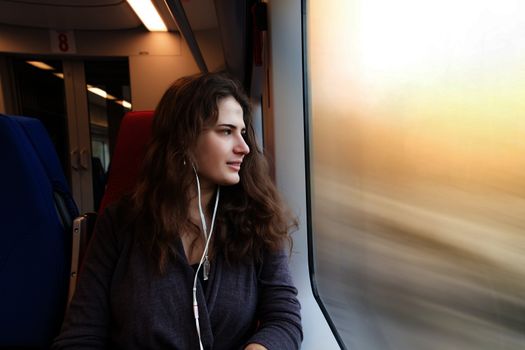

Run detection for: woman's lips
[[227, 161, 242, 171]]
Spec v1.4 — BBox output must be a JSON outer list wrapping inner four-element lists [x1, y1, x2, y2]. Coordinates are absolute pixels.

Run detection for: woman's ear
[[185, 152, 198, 170]]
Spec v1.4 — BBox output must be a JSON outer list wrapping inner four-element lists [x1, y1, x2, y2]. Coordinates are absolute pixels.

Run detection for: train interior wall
[[0, 23, 225, 111]]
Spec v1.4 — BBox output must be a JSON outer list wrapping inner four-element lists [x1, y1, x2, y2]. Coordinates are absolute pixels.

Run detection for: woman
[[53, 73, 303, 350]]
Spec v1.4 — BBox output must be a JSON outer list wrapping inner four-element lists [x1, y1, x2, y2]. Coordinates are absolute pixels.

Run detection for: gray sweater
[[53, 203, 302, 350]]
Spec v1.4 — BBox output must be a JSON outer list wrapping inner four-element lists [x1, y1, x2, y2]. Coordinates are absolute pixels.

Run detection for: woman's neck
[[188, 182, 216, 228]]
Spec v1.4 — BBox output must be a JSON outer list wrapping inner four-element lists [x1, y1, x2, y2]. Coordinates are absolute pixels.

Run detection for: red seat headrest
[[98, 111, 154, 213]]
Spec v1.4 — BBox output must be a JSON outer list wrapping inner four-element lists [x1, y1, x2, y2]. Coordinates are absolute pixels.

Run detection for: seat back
[[68, 112, 153, 302], [13, 116, 78, 228], [98, 111, 154, 213], [0, 114, 77, 347]]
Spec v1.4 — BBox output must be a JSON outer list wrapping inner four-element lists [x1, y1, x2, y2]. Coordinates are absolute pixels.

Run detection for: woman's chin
[[219, 174, 241, 186]]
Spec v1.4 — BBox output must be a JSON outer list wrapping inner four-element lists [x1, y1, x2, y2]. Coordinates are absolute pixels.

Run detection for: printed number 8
[[58, 33, 69, 52]]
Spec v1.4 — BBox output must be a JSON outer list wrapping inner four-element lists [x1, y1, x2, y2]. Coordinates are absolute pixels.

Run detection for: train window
[[11, 58, 70, 179], [84, 59, 131, 211], [306, 0, 525, 349]]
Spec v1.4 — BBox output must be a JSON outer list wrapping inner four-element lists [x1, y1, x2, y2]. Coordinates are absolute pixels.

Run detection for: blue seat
[[12, 115, 78, 229], [0, 114, 78, 348]]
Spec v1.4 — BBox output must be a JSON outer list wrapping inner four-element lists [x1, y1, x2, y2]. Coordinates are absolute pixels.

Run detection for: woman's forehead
[[216, 96, 245, 126]]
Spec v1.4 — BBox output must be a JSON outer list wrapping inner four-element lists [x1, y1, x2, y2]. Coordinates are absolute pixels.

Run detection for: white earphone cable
[[191, 166, 220, 350]]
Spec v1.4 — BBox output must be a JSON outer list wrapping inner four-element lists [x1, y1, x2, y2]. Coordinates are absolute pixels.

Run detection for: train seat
[[13, 115, 78, 228], [98, 110, 154, 213], [68, 111, 154, 302], [0, 114, 78, 348]]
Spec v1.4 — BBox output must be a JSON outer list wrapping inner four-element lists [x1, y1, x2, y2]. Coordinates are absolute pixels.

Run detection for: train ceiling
[[0, 0, 218, 32]]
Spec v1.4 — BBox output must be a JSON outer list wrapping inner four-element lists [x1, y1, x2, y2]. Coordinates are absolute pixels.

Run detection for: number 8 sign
[[50, 30, 76, 54]]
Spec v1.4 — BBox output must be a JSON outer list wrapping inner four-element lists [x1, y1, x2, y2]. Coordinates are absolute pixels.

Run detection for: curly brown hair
[[130, 73, 296, 273]]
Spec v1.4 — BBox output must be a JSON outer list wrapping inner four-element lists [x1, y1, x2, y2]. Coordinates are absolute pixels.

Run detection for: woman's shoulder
[[101, 195, 133, 217], [97, 196, 136, 236]]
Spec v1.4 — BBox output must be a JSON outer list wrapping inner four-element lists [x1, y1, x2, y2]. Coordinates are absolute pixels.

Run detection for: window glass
[[306, 1, 525, 349]]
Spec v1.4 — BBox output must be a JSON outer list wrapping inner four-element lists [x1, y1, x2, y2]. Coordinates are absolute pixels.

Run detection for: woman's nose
[[234, 135, 250, 155]]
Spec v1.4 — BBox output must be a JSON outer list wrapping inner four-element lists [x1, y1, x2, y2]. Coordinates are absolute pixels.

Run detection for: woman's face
[[193, 96, 250, 189]]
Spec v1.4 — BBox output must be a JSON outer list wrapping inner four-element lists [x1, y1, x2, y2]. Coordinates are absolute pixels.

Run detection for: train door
[[5, 56, 130, 213]]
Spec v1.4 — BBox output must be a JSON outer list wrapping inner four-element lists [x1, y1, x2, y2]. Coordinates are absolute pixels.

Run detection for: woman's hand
[[244, 343, 268, 350]]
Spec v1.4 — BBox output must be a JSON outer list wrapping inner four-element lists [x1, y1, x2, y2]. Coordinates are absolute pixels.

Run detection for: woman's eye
[[221, 129, 232, 135]]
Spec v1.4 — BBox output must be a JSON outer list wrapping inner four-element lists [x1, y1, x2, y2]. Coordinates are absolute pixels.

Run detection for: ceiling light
[[127, 0, 168, 32], [87, 85, 108, 99], [26, 61, 55, 70], [116, 100, 132, 109]]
